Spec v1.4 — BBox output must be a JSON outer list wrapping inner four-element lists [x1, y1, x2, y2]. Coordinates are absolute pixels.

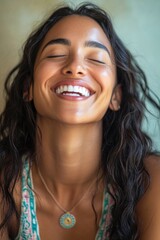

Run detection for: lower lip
[[55, 93, 91, 101]]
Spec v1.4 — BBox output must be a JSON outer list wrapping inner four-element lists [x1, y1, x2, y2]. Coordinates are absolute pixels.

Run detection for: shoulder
[[136, 154, 160, 240]]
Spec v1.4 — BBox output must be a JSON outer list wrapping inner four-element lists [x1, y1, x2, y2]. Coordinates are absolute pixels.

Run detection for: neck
[[33, 119, 103, 200]]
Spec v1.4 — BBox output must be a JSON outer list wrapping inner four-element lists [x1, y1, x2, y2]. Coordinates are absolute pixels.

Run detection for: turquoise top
[[16, 161, 114, 240]]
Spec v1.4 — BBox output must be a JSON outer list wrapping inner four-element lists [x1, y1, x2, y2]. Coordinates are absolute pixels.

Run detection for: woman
[[0, 3, 160, 240]]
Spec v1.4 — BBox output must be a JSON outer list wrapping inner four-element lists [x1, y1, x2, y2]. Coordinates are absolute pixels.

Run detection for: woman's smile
[[52, 79, 95, 101], [32, 15, 117, 124]]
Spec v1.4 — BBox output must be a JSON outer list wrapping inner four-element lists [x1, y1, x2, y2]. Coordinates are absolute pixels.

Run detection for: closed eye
[[88, 58, 106, 64], [47, 55, 66, 58]]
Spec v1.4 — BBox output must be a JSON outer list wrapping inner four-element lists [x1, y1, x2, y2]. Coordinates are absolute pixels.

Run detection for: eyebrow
[[41, 38, 71, 52], [84, 40, 110, 56], [41, 38, 111, 56]]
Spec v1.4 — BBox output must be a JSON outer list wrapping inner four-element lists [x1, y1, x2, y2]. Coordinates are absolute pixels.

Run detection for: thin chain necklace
[[37, 166, 97, 229]]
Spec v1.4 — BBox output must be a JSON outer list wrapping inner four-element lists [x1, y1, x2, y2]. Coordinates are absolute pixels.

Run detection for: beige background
[[0, 0, 160, 148]]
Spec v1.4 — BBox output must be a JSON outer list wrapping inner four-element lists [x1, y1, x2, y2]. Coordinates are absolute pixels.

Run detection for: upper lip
[[51, 79, 95, 96]]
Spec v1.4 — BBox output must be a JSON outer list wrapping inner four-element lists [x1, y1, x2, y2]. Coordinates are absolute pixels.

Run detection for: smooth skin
[[0, 15, 160, 240], [136, 155, 160, 240]]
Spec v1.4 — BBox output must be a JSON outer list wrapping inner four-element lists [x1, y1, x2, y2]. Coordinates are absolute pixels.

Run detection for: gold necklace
[[37, 167, 97, 229]]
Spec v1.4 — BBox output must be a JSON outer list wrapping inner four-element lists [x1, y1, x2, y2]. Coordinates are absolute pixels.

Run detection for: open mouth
[[55, 85, 91, 97]]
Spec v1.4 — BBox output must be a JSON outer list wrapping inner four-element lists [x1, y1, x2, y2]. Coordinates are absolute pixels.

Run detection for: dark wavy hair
[[0, 3, 160, 239]]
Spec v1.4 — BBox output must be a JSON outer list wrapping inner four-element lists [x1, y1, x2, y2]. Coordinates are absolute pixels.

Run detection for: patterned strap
[[16, 161, 40, 240], [95, 186, 114, 240]]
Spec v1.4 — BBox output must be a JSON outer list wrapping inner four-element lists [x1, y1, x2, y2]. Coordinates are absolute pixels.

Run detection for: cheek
[[96, 67, 117, 92], [34, 62, 60, 84]]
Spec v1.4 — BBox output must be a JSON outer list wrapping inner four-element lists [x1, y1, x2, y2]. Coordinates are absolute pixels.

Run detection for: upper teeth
[[55, 85, 90, 97]]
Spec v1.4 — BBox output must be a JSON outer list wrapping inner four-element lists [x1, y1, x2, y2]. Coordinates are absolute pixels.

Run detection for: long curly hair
[[0, 3, 160, 239]]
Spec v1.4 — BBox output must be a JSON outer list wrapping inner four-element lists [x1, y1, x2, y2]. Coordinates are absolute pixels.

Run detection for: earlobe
[[109, 84, 122, 111]]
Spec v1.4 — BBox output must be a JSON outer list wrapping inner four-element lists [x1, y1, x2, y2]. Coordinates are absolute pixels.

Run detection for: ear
[[109, 84, 122, 111], [23, 84, 33, 101]]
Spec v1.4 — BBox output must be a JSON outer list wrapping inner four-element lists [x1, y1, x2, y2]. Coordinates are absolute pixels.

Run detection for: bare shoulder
[[145, 154, 160, 174], [136, 154, 160, 240]]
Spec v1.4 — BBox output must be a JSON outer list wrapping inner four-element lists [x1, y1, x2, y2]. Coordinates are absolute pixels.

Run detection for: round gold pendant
[[59, 212, 76, 229]]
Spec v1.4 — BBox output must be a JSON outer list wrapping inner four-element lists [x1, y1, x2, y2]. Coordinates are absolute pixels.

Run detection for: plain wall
[[0, 0, 160, 148]]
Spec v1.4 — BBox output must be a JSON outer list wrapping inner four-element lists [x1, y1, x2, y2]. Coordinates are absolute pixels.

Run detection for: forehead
[[40, 15, 112, 51]]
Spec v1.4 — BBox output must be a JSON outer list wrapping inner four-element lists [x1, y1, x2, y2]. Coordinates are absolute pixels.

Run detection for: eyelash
[[47, 55, 66, 58], [88, 58, 105, 64], [46, 55, 105, 64]]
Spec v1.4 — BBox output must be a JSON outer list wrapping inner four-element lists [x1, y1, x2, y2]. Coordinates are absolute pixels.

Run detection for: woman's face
[[32, 15, 119, 125]]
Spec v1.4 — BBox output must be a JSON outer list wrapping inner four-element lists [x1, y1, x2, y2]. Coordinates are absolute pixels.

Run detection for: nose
[[61, 57, 86, 77]]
